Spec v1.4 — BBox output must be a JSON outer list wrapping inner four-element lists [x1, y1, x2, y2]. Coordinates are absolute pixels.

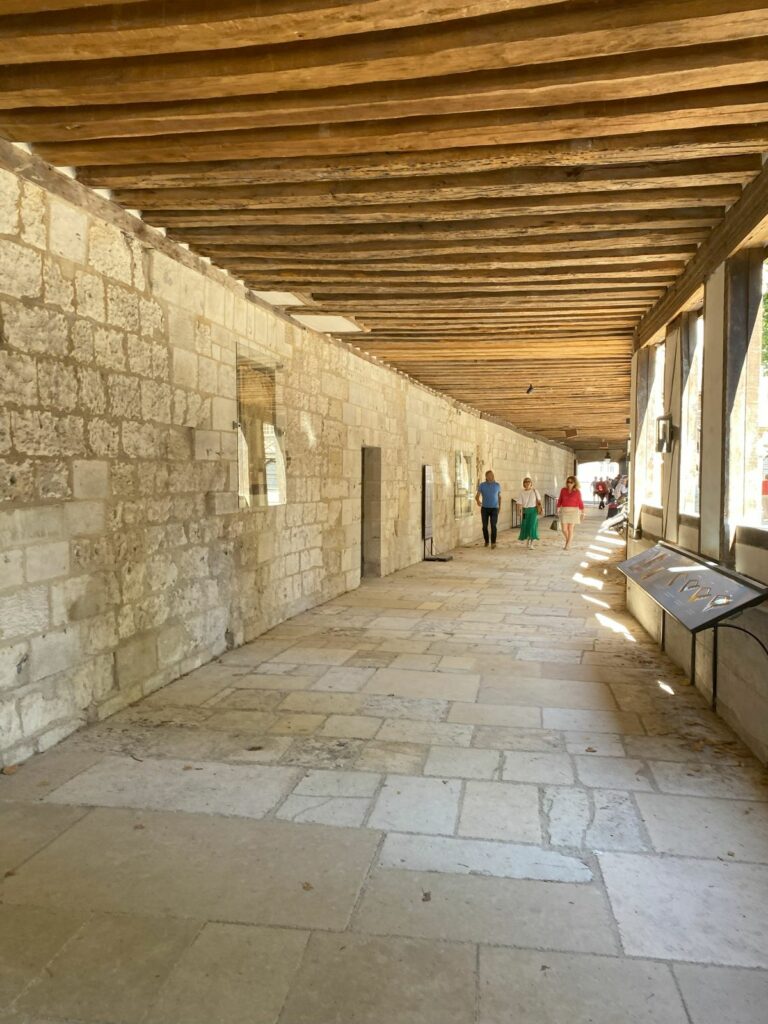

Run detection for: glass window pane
[[680, 314, 703, 515], [236, 350, 286, 508]]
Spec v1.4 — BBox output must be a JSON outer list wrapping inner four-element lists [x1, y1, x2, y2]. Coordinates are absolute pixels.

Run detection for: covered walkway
[[2, 509, 767, 1023]]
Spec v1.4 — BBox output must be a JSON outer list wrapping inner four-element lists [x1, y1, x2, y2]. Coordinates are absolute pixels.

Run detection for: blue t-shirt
[[478, 481, 501, 508]]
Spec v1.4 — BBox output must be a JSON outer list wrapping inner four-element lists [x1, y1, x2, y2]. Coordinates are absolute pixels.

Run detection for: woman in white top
[[518, 477, 542, 547]]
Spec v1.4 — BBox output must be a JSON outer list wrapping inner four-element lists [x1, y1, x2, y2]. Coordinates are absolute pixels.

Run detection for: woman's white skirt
[[559, 507, 581, 526]]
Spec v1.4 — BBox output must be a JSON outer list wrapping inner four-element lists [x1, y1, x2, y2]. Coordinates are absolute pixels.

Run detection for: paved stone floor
[[2, 510, 768, 1023]]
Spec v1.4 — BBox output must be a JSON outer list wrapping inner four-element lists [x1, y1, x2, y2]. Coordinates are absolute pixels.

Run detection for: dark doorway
[[361, 446, 382, 577]]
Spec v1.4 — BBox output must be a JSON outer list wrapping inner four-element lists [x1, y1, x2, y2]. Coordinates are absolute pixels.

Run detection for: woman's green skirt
[[519, 506, 539, 541]]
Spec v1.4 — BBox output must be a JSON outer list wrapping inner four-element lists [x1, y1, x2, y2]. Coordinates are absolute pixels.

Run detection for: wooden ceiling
[[2, 1, 768, 454]]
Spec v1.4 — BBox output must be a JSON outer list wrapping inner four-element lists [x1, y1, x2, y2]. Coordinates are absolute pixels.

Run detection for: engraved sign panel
[[617, 543, 767, 632]]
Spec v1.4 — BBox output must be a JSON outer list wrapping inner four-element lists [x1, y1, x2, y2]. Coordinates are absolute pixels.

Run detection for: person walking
[[595, 478, 608, 509], [517, 477, 542, 548], [475, 470, 502, 548], [557, 475, 585, 551]]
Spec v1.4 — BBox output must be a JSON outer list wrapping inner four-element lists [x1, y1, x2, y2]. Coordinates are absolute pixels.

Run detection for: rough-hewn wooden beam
[[0, 1, 550, 63], [108, 157, 757, 211], [635, 160, 768, 346], [0, 0, 763, 107], [31, 85, 768, 164], [6, 39, 767, 141]]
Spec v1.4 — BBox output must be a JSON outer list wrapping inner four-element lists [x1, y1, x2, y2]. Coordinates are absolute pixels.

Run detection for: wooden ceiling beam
[[31, 85, 768, 164], [6, 39, 767, 141], [0, 0, 763, 107], [0, 2, 557, 63], [108, 156, 757, 211], [143, 190, 737, 226], [75, 124, 768, 188], [166, 209, 723, 242]]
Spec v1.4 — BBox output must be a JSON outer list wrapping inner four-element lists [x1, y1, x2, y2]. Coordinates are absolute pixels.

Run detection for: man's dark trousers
[[481, 507, 498, 545]]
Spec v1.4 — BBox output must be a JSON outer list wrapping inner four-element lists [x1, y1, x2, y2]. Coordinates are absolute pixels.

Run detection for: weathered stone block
[[38, 361, 78, 411], [75, 270, 106, 321], [212, 396, 237, 431], [107, 282, 140, 332], [25, 540, 70, 583], [30, 626, 81, 682], [64, 500, 105, 537], [0, 239, 42, 299], [107, 372, 141, 419], [0, 640, 28, 692], [43, 257, 75, 312], [0, 350, 37, 407], [72, 459, 109, 499], [0, 166, 20, 234], [88, 220, 132, 283], [0, 410, 10, 454], [52, 571, 116, 626], [87, 418, 120, 458], [93, 326, 126, 370], [140, 379, 172, 423], [157, 622, 188, 667], [77, 367, 107, 414], [19, 181, 46, 249], [194, 429, 221, 461], [0, 549, 24, 591], [71, 651, 114, 707], [116, 631, 157, 687], [0, 697, 22, 750], [49, 197, 87, 263], [173, 348, 197, 388], [0, 585, 49, 642], [1, 302, 67, 354], [18, 682, 78, 737], [121, 420, 163, 458]]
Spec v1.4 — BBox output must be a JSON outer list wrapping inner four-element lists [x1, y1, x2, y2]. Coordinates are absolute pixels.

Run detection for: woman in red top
[[557, 475, 585, 551]]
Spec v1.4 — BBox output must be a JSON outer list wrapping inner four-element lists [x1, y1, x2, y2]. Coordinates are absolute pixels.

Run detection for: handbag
[[534, 489, 543, 515], [550, 517, 559, 531]]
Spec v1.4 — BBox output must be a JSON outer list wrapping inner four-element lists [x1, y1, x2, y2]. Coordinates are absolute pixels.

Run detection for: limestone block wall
[[0, 156, 572, 765]]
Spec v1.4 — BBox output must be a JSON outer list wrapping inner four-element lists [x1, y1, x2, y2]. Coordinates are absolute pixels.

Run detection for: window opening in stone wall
[[680, 312, 704, 515], [454, 451, 473, 517], [236, 351, 286, 508], [635, 341, 665, 509]]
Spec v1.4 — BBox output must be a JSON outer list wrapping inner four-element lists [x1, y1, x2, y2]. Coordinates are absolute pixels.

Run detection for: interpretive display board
[[617, 543, 768, 633]]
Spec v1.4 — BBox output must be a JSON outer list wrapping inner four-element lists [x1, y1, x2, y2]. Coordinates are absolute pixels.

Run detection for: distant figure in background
[[557, 475, 585, 551], [517, 477, 542, 548], [591, 477, 599, 505], [475, 470, 502, 548], [595, 478, 608, 509]]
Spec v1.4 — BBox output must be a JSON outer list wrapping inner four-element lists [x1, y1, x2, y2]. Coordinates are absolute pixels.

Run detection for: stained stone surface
[[2, 513, 767, 1022]]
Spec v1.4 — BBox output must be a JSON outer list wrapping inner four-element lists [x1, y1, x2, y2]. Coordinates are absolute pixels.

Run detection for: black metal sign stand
[[616, 541, 768, 710]]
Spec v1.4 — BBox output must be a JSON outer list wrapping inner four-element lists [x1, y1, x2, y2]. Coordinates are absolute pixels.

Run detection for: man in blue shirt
[[475, 470, 502, 548]]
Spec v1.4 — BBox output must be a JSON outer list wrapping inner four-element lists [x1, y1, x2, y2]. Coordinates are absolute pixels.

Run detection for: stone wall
[[0, 157, 572, 765]]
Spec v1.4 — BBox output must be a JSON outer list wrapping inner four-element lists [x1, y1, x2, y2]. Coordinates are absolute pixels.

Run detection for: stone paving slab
[[599, 852, 768, 967], [353, 868, 618, 953], [2, 809, 381, 932], [45, 756, 300, 819], [478, 948, 689, 1024]]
